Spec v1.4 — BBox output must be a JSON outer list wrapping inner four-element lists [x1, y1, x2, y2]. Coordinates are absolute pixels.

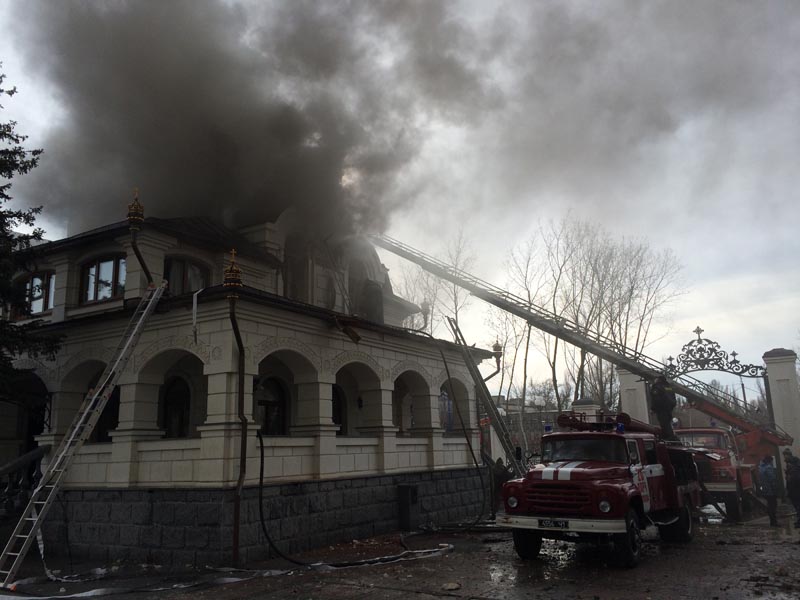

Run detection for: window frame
[[81, 255, 126, 304], [15, 271, 56, 317], [163, 256, 210, 296]]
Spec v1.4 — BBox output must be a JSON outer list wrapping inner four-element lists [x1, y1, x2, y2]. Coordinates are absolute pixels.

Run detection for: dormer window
[[82, 256, 126, 303], [164, 258, 209, 295]]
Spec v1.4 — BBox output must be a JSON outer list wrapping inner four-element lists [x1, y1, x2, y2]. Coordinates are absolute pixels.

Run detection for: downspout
[[224, 249, 246, 567], [127, 190, 153, 285]]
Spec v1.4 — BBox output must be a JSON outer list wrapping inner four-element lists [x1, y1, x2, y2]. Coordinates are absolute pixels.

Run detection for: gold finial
[[128, 188, 144, 229], [224, 248, 243, 296]]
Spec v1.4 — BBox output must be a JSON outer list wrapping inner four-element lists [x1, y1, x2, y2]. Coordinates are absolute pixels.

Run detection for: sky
[[1, 0, 798, 393]]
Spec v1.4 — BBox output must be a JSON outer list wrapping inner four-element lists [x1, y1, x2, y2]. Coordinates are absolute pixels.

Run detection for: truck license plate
[[538, 519, 568, 529]]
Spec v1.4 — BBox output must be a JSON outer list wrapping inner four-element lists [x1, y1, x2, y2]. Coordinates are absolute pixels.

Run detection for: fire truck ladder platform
[[445, 317, 526, 478], [0, 282, 167, 588], [369, 234, 791, 447]]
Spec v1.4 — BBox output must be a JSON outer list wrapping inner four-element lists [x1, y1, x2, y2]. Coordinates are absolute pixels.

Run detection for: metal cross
[[693, 326, 704, 339]]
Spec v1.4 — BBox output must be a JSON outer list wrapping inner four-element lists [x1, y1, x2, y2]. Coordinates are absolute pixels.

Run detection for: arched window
[[331, 384, 347, 436], [164, 257, 209, 295], [81, 256, 126, 303], [160, 376, 191, 438], [253, 376, 288, 435]]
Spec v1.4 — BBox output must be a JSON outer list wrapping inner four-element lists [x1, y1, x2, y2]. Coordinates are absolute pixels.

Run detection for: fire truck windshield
[[676, 432, 727, 449], [542, 437, 628, 464]]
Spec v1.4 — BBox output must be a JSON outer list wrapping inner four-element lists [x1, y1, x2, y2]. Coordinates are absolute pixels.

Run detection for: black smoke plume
[[10, 0, 497, 235]]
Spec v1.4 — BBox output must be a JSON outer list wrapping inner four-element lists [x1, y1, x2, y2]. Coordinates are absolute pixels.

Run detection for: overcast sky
[[1, 1, 798, 391]]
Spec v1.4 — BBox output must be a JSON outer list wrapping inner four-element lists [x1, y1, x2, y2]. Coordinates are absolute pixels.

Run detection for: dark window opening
[[254, 376, 289, 436], [164, 258, 209, 296], [332, 384, 346, 436], [87, 386, 120, 443], [160, 376, 191, 438]]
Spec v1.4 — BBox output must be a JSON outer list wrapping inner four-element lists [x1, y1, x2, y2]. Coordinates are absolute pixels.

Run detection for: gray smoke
[[8, 0, 799, 257], [9, 0, 498, 235]]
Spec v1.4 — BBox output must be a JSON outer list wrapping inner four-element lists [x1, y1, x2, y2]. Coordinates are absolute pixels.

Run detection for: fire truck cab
[[499, 413, 702, 567], [675, 427, 755, 521]]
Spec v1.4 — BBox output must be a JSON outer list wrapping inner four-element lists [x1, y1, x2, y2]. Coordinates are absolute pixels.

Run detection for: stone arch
[[327, 350, 387, 383], [255, 348, 320, 435], [332, 359, 383, 436], [393, 369, 432, 433], [12, 357, 57, 388], [133, 335, 210, 373], [58, 347, 114, 384], [6, 370, 50, 458], [390, 360, 432, 386], [59, 359, 119, 443], [251, 337, 320, 378], [61, 358, 107, 394], [437, 374, 473, 432], [138, 348, 207, 438]]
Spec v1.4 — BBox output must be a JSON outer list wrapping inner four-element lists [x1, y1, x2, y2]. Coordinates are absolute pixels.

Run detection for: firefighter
[[650, 375, 678, 441], [781, 448, 800, 527], [490, 457, 514, 519], [759, 455, 779, 526]]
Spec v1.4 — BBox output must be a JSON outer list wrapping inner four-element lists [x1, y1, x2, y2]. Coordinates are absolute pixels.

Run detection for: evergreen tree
[[0, 67, 60, 402]]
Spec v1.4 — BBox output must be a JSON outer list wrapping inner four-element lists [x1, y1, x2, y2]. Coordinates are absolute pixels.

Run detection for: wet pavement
[[4, 507, 800, 600]]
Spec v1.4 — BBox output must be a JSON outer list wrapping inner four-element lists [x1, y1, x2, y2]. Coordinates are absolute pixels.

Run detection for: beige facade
[[10, 215, 483, 491]]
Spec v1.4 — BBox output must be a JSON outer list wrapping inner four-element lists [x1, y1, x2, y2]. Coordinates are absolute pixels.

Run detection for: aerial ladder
[[369, 234, 792, 452]]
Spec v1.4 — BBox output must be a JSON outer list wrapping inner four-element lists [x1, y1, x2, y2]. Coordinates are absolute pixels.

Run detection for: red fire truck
[[499, 412, 702, 567], [674, 427, 756, 521]]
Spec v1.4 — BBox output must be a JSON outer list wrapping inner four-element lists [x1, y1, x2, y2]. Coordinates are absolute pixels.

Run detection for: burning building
[[4, 198, 489, 566]]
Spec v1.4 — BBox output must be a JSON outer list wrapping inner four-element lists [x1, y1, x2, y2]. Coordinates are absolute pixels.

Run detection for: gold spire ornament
[[224, 248, 243, 297], [127, 188, 144, 230]]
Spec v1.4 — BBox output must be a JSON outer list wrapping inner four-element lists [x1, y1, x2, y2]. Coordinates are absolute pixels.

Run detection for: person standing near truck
[[650, 375, 678, 441], [782, 448, 800, 527], [759, 455, 779, 527]]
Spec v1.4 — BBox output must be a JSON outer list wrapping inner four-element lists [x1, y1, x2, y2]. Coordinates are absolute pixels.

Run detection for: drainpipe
[[224, 249, 246, 566], [482, 341, 504, 383], [127, 190, 153, 285]]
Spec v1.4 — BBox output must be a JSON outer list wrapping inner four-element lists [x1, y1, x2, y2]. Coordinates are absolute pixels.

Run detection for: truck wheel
[[613, 509, 641, 568], [659, 500, 693, 543], [512, 529, 543, 560]]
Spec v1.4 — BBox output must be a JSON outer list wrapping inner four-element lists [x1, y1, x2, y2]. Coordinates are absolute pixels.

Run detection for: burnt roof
[[23, 217, 282, 267]]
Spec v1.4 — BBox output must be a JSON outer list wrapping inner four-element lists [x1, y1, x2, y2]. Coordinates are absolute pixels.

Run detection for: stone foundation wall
[[40, 467, 487, 566]]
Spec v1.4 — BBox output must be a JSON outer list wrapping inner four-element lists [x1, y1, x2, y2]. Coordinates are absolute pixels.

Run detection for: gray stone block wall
[[39, 467, 487, 567]]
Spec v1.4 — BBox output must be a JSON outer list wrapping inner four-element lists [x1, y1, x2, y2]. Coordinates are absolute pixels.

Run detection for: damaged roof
[[26, 217, 282, 267]]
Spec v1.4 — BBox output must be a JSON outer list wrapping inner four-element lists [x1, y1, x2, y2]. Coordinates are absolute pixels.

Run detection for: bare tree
[[439, 228, 476, 336], [397, 263, 442, 333], [496, 214, 684, 412]]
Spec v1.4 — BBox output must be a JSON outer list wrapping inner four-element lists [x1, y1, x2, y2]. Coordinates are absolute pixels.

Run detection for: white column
[[763, 348, 800, 454], [617, 368, 650, 424]]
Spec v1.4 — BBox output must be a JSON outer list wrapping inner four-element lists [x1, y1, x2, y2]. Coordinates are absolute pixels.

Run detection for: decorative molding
[[58, 345, 114, 380], [133, 335, 211, 371], [435, 369, 471, 396], [11, 357, 58, 385], [251, 336, 320, 369], [389, 360, 432, 385], [666, 326, 766, 378], [326, 349, 388, 381]]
